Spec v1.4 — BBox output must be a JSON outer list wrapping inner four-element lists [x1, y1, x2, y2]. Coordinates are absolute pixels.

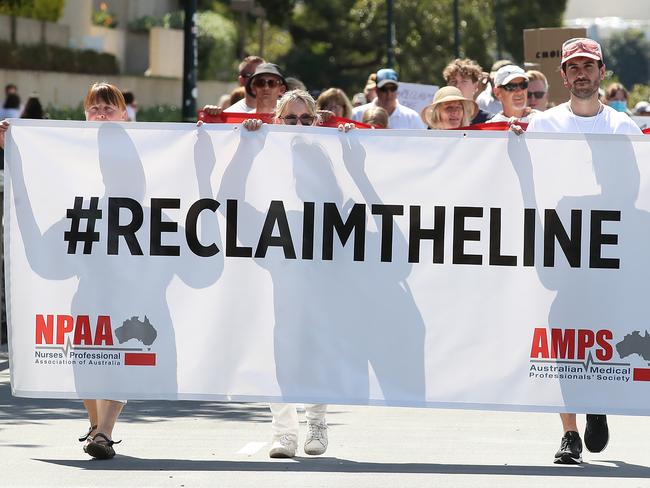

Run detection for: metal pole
[[386, 0, 395, 68], [453, 0, 460, 58], [182, 0, 198, 122]]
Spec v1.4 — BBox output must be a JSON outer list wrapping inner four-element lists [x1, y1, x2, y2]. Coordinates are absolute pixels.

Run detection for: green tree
[[494, 0, 566, 63], [199, 0, 567, 92], [197, 11, 238, 80], [280, 1, 386, 92], [604, 29, 650, 89], [393, 0, 494, 85], [272, 0, 566, 94]]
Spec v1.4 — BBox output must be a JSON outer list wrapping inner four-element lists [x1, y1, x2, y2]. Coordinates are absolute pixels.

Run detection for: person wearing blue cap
[[352, 68, 426, 129]]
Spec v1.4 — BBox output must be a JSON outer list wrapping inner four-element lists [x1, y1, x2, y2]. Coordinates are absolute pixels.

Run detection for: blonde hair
[[361, 106, 389, 128], [316, 88, 353, 119], [83, 82, 127, 112], [429, 101, 472, 129], [274, 89, 319, 123], [525, 70, 548, 90]]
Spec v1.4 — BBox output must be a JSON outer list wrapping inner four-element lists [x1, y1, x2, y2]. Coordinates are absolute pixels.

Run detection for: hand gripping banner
[[5, 119, 650, 415]]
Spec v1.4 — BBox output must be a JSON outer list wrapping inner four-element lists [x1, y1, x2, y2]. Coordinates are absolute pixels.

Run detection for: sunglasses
[[239, 72, 254, 79], [378, 84, 398, 93], [502, 81, 528, 92], [281, 114, 316, 126], [527, 91, 546, 99], [253, 77, 282, 89]]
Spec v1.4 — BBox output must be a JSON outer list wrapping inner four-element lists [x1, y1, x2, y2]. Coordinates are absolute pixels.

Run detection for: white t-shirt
[[0, 108, 21, 119], [126, 105, 137, 122], [475, 85, 502, 117], [352, 100, 426, 129], [224, 98, 256, 113], [527, 103, 642, 135]]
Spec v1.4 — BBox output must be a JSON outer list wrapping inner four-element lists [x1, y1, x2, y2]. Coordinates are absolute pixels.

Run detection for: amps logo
[[529, 328, 650, 383], [34, 314, 158, 367]]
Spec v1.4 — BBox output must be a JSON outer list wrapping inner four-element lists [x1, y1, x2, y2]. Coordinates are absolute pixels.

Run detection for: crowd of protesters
[[1, 35, 649, 465]]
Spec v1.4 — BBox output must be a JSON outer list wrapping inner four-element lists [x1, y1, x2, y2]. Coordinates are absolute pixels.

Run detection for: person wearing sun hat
[[420, 86, 478, 129], [244, 62, 288, 113]]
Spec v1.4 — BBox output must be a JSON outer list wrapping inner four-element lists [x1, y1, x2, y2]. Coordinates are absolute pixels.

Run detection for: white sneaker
[[269, 434, 297, 458], [304, 421, 328, 455]]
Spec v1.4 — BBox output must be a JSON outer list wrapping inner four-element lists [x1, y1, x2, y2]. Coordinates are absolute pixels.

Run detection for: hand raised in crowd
[[0, 119, 9, 149]]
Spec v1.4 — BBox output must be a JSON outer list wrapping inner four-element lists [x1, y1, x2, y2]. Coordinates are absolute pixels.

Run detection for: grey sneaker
[[304, 421, 328, 455], [269, 434, 297, 458]]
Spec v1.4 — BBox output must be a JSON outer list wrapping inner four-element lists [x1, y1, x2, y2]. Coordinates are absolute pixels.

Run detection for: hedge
[[0, 41, 119, 75]]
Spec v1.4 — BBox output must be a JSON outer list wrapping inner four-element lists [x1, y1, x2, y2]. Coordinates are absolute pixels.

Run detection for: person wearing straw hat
[[420, 86, 478, 130]]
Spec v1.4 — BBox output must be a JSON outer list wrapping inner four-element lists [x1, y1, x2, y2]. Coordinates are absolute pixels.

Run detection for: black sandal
[[85, 432, 121, 460], [79, 425, 97, 454]]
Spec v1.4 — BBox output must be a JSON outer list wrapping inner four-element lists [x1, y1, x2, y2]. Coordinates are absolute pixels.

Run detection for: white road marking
[[236, 441, 267, 455]]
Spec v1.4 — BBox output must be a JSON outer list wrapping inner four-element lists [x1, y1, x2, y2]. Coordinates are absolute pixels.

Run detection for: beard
[[569, 78, 599, 99]]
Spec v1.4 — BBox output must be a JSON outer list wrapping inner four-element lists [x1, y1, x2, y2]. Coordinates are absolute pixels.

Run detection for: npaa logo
[[34, 314, 158, 367], [529, 328, 650, 383]]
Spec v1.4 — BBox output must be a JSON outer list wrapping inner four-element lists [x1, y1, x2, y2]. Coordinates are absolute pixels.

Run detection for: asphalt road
[[1, 345, 649, 488]]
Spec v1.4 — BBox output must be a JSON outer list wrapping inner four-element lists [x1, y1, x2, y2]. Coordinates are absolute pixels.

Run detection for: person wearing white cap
[[420, 86, 478, 129], [633, 100, 650, 116], [488, 65, 539, 124], [514, 37, 641, 465], [352, 68, 426, 129]]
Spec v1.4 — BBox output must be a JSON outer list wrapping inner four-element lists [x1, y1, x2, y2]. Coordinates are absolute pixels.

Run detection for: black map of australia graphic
[[114, 316, 158, 346], [616, 330, 650, 361]]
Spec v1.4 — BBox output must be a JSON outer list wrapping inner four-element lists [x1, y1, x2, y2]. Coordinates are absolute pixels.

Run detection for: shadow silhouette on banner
[[508, 132, 648, 411], [9, 123, 223, 399], [218, 127, 425, 405]]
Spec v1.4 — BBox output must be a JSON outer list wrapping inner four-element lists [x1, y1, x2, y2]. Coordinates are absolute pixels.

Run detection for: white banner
[[5, 119, 650, 415]]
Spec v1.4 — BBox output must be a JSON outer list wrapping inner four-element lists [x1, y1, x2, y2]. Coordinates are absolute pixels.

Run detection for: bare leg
[[82, 399, 98, 436], [560, 413, 578, 433], [96, 400, 124, 439]]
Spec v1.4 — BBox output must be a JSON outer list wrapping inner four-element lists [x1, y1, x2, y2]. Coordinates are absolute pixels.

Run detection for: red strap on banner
[[456, 121, 529, 131], [197, 111, 275, 124], [319, 115, 374, 129], [197, 111, 374, 129]]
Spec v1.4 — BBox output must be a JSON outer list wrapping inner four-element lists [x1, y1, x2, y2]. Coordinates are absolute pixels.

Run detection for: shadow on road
[[36, 457, 650, 478], [0, 375, 271, 425]]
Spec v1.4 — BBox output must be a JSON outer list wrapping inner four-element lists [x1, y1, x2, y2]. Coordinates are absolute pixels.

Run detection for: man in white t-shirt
[[202, 56, 265, 116], [521, 37, 641, 466], [352, 68, 426, 129], [488, 65, 540, 124], [224, 55, 265, 113]]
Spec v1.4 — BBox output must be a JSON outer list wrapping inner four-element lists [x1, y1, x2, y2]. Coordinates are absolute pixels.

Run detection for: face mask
[[609, 100, 627, 112]]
